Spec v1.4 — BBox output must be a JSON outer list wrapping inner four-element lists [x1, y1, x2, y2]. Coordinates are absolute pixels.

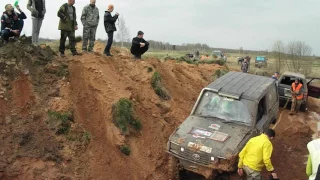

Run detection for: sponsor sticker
[[188, 142, 212, 153], [209, 124, 221, 130]]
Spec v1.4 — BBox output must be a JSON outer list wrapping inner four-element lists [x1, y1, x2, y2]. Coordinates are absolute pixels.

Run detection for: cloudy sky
[[3, 0, 320, 54]]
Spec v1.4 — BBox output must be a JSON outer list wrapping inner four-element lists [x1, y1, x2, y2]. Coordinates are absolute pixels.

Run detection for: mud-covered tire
[[168, 156, 180, 180]]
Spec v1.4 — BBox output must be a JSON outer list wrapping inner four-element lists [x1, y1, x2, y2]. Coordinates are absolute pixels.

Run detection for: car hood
[[170, 115, 251, 158]]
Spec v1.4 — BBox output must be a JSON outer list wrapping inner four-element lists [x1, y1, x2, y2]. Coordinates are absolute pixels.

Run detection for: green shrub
[[151, 72, 171, 100], [120, 145, 131, 156], [213, 69, 229, 79], [48, 111, 73, 135], [82, 131, 91, 142], [147, 67, 153, 72], [112, 98, 142, 134]]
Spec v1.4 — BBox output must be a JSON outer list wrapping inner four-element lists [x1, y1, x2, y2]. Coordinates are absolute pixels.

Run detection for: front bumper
[[167, 150, 237, 173]]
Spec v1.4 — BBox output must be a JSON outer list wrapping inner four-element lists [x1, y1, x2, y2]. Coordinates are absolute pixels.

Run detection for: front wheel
[[168, 156, 180, 180]]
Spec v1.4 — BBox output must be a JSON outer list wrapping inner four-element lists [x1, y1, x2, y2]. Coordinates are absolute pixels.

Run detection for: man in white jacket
[[27, 0, 46, 45]]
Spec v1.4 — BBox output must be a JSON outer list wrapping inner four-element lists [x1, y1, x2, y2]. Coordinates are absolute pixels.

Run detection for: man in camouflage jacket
[[81, 0, 99, 52]]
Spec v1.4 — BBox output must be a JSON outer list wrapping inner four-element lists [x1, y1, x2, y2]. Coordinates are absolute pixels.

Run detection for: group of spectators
[[1, 0, 149, 59]]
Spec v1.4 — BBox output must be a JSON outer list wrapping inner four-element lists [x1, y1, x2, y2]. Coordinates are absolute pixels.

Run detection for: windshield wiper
[[222, 120, 247, 125]]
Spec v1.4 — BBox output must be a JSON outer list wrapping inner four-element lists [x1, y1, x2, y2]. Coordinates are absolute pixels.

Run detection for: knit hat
[[108, 4, 114, 10]]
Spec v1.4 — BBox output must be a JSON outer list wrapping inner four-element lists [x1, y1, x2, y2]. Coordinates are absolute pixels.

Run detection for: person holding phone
[[103, 4, 119, 56]]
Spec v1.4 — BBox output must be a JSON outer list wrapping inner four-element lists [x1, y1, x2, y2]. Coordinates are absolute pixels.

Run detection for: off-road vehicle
[[167, 72, 279, 179], [254, 56, 268, 68], [278, 71, 320, 111]]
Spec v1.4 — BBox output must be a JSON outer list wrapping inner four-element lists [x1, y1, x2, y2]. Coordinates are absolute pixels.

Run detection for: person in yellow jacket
[[237, 129, 278, 180], [306, 138, 320, 180]]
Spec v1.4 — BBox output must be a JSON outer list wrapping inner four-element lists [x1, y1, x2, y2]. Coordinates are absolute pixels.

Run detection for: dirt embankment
[[0, 40, 318, 180], [0, 41, 224, 180]]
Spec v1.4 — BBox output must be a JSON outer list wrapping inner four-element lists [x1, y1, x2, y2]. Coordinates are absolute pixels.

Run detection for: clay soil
[[0, 41, 318, 180]]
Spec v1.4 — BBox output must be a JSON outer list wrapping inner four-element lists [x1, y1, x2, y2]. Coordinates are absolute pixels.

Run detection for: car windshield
[[256, 57, 265, 61], [194, 91, 252, 124], [213, 51, 222, 56]]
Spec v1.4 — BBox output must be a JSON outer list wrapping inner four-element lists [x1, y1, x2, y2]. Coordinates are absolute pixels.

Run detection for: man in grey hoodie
[[27, 0, 46, 45]]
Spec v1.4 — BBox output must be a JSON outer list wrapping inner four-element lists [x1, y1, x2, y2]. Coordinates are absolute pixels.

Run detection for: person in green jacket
[[57, 0, 81, 57]]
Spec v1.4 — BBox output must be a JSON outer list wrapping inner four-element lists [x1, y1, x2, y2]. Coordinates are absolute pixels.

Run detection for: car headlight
[[180, 147, 185, 152], [210, 157, 215, 161]]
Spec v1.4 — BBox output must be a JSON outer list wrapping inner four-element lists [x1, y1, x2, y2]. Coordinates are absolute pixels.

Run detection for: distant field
[[146, 50, 320, 77]]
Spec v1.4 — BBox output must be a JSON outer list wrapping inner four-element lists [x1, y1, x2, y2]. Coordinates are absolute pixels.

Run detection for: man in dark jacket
[[27, 0, 46, 45], [103, 4, 118, 56], [57, 0, 81, 57], [130, 31, 149, 59], [1, 4, 27, 42]]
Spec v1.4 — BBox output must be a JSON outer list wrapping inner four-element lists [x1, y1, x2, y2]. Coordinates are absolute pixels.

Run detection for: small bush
[[75, 36, 82, 43], [57, 64, 69, 77], [120, 145, 131, 156], [130, 119, 142, 131], [112, 98, 142, 134], [48, 111, 73, 135], [82, 131, 91, 142], [151, 72, 171, 100], [147, 67, 153, 72], [213, 69, 229, 79]]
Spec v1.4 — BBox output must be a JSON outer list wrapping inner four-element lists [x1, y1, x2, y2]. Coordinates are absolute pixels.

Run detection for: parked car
[[167, 72, 279, 179], [255, 56, 268, 68], [277, 71, 320, 111], [237, 57, 244, 64]]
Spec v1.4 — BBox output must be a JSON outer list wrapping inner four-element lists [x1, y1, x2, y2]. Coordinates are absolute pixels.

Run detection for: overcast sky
[[3, 0, 320, 54]]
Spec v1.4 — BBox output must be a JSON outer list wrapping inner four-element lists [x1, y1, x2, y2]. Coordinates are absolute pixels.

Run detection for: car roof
[[281, 71, 305, 79], [256, 56, 266, 58], [207, 71, 275, 101]]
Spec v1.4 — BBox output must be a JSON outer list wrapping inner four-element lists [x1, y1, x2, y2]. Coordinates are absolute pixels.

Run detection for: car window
[[194, 91, 252, 125], [280, 75, 305, 86]]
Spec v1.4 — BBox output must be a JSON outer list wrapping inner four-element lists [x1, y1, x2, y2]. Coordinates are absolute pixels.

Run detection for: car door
[[307, 78, 320, 98]]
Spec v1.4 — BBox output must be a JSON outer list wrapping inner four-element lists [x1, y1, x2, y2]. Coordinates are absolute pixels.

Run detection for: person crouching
[[1, 4, 27, 43], [130, 31, 149, 60]]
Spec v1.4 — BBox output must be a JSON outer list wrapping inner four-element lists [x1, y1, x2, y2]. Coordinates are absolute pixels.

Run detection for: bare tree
[[116, 16, 130, 47], [272, 40, 286, 72], [239, 47, 244, 55], [286, 41, 312, 75]]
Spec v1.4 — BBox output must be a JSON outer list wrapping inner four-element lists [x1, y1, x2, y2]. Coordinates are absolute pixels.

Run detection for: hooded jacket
[[27, 0, 46, 18], [57, 3, 77, 31]]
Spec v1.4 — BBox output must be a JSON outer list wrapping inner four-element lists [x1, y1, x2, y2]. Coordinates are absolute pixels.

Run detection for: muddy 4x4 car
[[167, 72, 279, 179], [278, 71, 320, 111], [255, 56, 268, 68]]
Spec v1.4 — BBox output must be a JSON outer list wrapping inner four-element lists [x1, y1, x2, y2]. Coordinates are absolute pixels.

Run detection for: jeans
[[59, 30, 76, 53], [104, 31, 114, 54], [31, 18, 43, 45], [131, 45, 149, 57], [1, 20, 24, 41]]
